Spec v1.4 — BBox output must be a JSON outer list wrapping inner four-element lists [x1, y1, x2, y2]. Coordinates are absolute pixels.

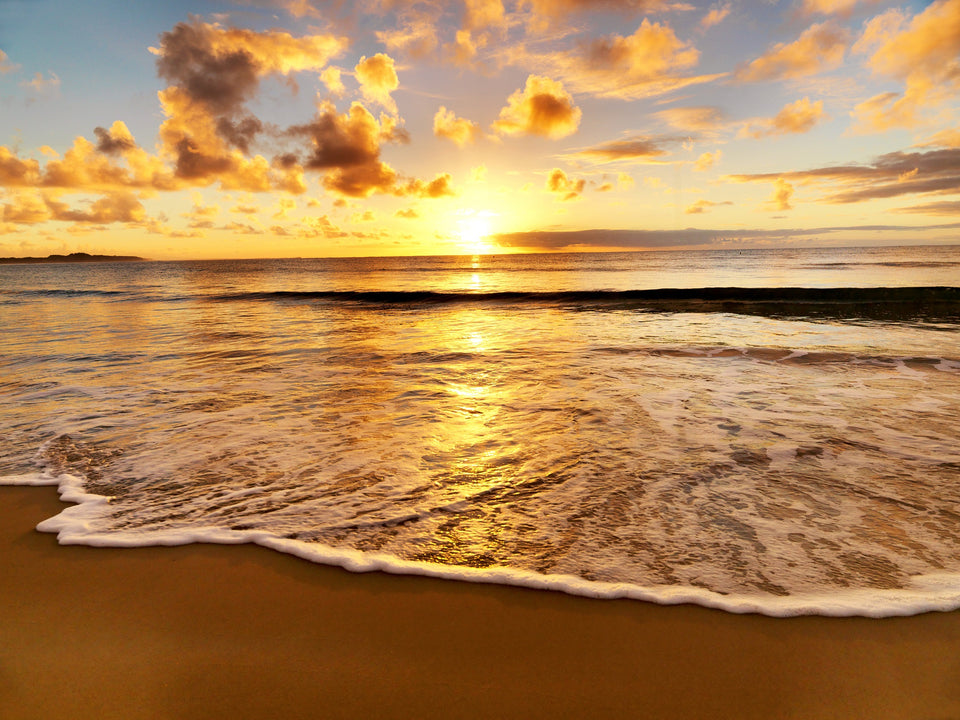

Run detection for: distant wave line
[[7, 286, 960, 321], [197, 287, 960, 324], [211, 286, 959, 301], [802, 261, 960, 269]]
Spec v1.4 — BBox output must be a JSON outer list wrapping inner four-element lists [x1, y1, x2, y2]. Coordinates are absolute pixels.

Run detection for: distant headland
[[0, 252, 146, 265]]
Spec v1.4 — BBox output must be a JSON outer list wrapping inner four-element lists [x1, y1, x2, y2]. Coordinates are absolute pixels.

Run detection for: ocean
[[2, 245, 960, 617]]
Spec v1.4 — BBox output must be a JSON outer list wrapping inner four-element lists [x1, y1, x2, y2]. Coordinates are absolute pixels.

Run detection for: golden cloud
[[183, 195, 219, 216], [743, 97, 826, 138], [182, 196, 220, 228], [2, 191, 50, 224], [433, 107, 483, 146], [350, 209, 376, 223], [656, 106, 727, 133], [206, 157, 273, 193], [272, 160, 308, 195], [219, 220, 260, 234], [0, 49, 20, 74], [685, 199, 732, 214], [375, 11, 439, 60], [0, 123, 182, 197], [700, 3, 731, 29], [298, 214, 347, 239], [518, 19, 723, 100], [545, 168, 585, 200], [45, 191, 146, 224], [493, 75, 581, 139], [850, 91, 917, 133], [868, 0, 960, 80], [0, 147, 42, 186], [853, 0, 960, 132], [321, 67, 346, 96], [10, 128, 175, 194], [464, 0, 507, 30], [397, 173, 456, 198], [20, 71, 59, 92], [851, 8, 906, 55], [2, 188, 152, 226], [445, 29, 482, 68], [41, 136, 136, 189], [768, 178, 795, 211], [694, 150, 721, 171], [378, 113, 411, 145], [736, 21, 849, 82], [924, 129, 960, 148], [520, 0, 679, 26], [355, 53, 400, 114], [802, 0, 880, 15], [272, 198, 296, 219]]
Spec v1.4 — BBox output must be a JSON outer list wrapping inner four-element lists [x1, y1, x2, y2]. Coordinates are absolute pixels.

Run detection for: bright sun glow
[[458, 213, 494, 255]]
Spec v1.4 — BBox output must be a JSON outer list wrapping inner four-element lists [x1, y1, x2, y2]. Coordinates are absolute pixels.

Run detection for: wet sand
[[3, 485, 959, 720]]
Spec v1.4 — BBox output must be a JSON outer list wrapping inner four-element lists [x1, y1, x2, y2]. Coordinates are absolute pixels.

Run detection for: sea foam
[[6, 469, 960, 618]]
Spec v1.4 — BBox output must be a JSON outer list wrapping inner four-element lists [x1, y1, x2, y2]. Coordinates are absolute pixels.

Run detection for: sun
[[457, 213, 494, 255]]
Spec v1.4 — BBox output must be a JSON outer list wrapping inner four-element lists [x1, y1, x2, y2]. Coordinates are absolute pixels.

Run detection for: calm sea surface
[[3, 246, 960, 616]]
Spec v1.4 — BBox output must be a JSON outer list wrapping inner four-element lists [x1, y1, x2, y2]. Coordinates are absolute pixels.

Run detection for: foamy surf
[[5, 465, 960, 618]]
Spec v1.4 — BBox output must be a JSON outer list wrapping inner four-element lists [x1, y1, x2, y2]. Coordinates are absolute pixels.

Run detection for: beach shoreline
[[3, 485, 959, 719]]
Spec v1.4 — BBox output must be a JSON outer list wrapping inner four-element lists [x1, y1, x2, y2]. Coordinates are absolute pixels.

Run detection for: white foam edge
[[5, 471, 960, 619]]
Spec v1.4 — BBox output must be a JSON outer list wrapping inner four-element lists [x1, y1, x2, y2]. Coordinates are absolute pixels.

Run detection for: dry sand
[[2, 485, 959, 720]]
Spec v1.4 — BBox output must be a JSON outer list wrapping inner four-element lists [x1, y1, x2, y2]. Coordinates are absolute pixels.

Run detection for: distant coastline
[[0, 252, 146, 265]]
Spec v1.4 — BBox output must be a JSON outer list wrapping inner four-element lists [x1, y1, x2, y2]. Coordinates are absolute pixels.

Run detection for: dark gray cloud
[[216, 116, 265, 153], [155, 21, 262, 115], [287, 104, 381, 170], [894, 200, 960, 216], [570, 135, 678, 162], [93, 126, 137, 155], [494, 223, 960, 249], [730, 148, 960, 204]]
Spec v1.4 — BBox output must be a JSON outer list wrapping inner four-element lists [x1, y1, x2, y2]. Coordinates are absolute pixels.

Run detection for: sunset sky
[[1, 0, 959, 258]]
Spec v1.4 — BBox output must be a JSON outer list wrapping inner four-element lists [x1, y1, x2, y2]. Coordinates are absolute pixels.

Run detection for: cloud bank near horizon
[[494, 222, 960, 250]]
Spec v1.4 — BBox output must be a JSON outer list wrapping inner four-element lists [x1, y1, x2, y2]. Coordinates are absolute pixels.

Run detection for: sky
[[1, 0, 959, 259]]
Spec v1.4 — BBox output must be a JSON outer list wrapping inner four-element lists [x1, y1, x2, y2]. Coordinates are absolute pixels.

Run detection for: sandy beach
[[2, 485, 959, 720]]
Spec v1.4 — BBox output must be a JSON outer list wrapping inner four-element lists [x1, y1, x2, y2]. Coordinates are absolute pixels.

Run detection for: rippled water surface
[[3, 246, 960, 615]]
